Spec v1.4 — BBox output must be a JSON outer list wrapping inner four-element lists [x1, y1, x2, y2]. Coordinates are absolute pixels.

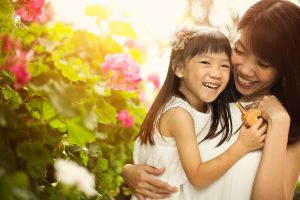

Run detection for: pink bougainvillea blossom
[[101, 53, 142, 91], [124, 39, 145, 52], [2, 35, 21, 53], [15, 0, 52, 23], [116, 110, 134, 128], [1, 36, 34, 89], [147, 74, 160, 89], [8, 63, 31, 89]]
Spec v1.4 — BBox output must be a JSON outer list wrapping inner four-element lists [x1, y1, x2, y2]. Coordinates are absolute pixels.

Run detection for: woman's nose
[[235, 62, 255, 76]]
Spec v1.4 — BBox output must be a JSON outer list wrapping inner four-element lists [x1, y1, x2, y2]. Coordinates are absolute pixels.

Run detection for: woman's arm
[[122, 164, 178, 199], [166, 107, 266, 189], [251, 95, 291, 200], [286, 142, 300, 199]]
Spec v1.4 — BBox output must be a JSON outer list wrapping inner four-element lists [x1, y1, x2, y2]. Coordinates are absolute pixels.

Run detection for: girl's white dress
[[132, 97, 262, 200]]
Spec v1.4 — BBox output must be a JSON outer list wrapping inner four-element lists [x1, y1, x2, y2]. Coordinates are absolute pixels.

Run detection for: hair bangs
[[244, 21, 286, 72], [183, 30, 232, 62]]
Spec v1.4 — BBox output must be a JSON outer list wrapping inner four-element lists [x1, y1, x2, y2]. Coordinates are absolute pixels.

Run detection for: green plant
[[0, 1, 147, 199]]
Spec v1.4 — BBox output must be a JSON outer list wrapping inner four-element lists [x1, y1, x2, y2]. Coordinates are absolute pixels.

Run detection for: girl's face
[[231, 31, 279, 102], [175, 52, 230, 111]]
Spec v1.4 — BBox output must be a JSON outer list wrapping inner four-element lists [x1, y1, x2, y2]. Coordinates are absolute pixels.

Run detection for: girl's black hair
[[139, 27, 236, 146]]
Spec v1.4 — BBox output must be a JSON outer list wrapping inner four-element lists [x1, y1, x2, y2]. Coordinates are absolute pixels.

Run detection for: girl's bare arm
[[165, 107, 266, 189]]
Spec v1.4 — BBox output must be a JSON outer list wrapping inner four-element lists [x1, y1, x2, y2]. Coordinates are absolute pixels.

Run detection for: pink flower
[[15, 0, 52, 23], [116, 110, 134, 128], [9, 63, 31, 89], [1, 43, 34, 89], [101, 53, 142, 91], [147, 74, 160, 89], [2, 35, 21, 53], [124, 39, 145, 52]]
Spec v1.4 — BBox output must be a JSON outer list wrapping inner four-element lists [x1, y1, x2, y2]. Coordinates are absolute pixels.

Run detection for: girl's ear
[[173, 62, 184, 78]]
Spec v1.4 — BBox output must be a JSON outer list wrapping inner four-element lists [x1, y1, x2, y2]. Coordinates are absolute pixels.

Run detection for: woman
[[123, 0, 300, 199]]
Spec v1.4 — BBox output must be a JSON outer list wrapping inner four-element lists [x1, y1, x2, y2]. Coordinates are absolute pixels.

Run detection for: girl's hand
[[122, 164, 177, 199], [258, 95, 290, 123], [237, 118, 267, 153]]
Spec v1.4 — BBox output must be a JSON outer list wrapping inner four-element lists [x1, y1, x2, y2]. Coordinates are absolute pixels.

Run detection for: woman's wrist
[[122, 164, 133, 185]]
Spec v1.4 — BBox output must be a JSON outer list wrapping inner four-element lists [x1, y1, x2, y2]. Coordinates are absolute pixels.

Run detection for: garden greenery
[[0, 0, 148, 199]]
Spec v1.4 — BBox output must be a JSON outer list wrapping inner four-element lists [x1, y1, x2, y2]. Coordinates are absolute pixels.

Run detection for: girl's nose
[[209, 67, 221, 79]]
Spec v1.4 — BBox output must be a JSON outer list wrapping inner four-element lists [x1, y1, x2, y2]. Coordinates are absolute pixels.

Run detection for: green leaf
[[84, 110, 98, 130], [27, 62, 50, 78], [16, 141, 50, 179], [8, 171, 29, 189], [26, 97, 53, 120], [0, 71, 14, 86], [48, 23, 73, 42], [39, 79, 85, 118], [95, 99, 117, 124], [108, 21, 137, 38], [66, 118, 96, 147], [0, 0, 13, 16], [49, 118, 66, 132], [97, 157, 108, 171], [80, 151, 88, 166], [1, 86, 22, 110], [53, 57, 89, 82], [85, 5, 112, 20]]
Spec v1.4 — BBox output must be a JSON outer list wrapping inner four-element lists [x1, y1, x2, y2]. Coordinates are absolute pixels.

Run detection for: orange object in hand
[[236, 102, 262, 127]]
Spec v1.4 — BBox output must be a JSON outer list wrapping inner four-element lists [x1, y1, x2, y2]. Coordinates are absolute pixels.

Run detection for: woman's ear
[[173, 62, 184, 78]]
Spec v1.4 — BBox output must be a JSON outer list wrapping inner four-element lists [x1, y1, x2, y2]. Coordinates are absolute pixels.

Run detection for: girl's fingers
[[250, 118, 264, 130], [259, 134, 267, 142], [258, 122, 268, 135]]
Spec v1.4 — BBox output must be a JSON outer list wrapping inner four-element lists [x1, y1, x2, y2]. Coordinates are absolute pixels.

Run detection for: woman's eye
[[234, 46, 244, 55], [257, 61, 270, 68]]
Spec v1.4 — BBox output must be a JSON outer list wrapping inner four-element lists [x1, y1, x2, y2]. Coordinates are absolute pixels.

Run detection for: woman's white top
[[132, 98, 262, 200]]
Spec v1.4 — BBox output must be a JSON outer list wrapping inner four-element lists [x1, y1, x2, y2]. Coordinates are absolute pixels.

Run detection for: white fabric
[[180, 102, 262, 200], [132, 96, 211, 200], [132, 100, 262, 200]]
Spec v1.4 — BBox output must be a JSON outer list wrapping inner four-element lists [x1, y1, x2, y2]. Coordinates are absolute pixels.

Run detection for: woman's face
[[231, 30, 279, 101]]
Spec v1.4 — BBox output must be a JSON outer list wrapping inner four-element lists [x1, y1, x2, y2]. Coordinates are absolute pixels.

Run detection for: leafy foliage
[[0, 1, 147, 199]]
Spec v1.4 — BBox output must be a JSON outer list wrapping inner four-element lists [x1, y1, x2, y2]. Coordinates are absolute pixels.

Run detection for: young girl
[[132, 27, 267, 200]]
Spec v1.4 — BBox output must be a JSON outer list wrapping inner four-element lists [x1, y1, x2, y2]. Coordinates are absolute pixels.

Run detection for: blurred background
[[0, 0, 299, 200]]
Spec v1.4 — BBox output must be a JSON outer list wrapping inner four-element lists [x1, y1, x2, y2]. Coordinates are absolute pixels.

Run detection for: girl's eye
[[221, 64, 230, 68], [199, 61, 209, 64]]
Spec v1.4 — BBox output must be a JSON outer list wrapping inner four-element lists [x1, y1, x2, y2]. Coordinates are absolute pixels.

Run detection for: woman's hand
[[258, 95, 290, 123], [122, 164, 178, 200]]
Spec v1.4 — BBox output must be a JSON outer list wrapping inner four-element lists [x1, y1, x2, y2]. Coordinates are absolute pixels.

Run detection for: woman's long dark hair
[[139, 28, 236, 146], [237, 0, 300, 143]]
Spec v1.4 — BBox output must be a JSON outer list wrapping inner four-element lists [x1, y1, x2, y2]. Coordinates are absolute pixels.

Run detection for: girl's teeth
[[203, 83, 219, 89]]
